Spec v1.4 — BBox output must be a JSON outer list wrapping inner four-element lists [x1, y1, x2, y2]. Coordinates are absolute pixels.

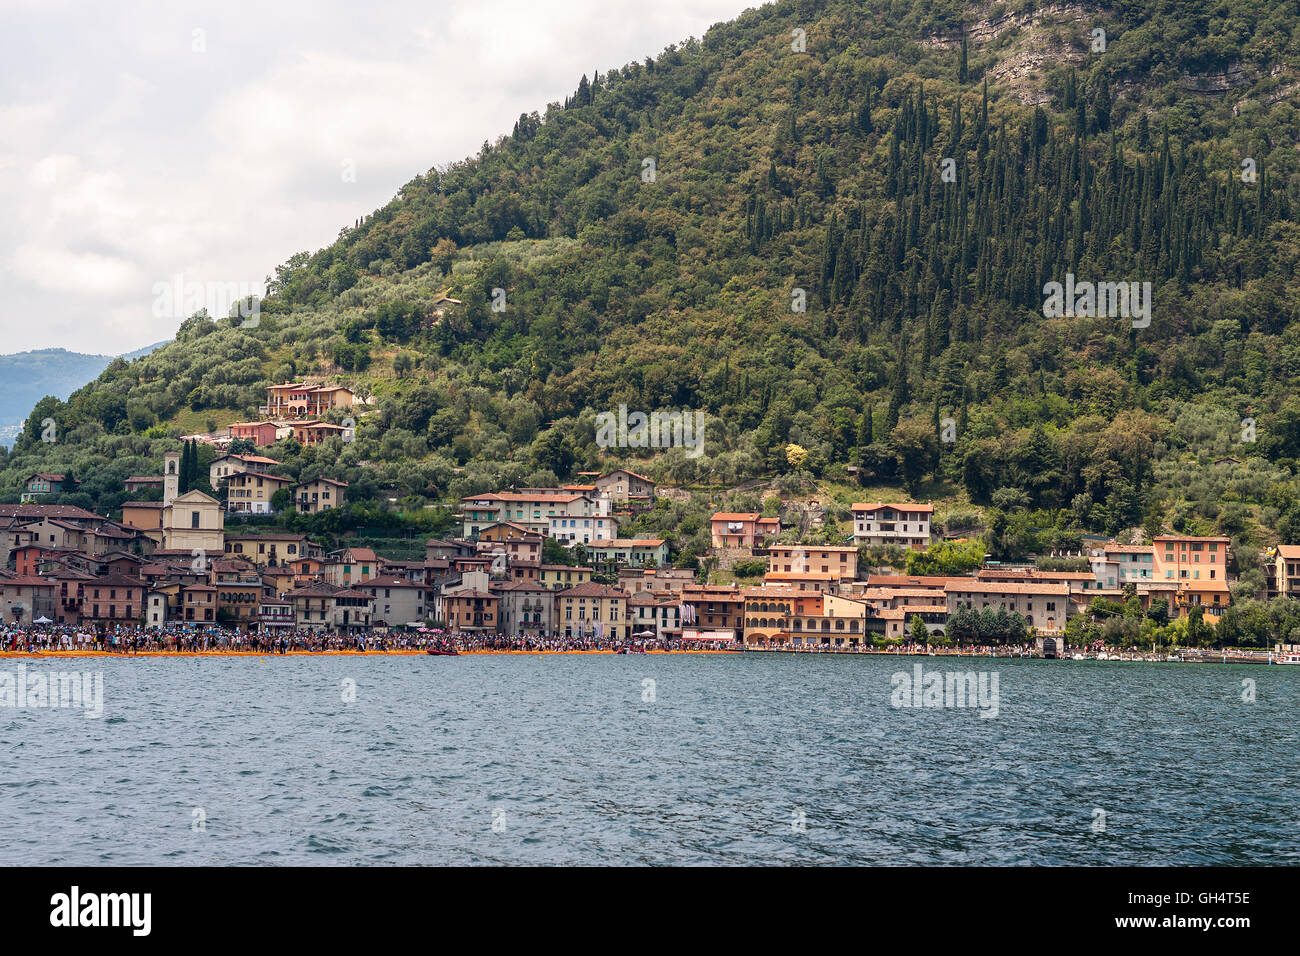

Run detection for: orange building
[[741, 587, 873, 647], [441, 588, 499, 632], [1173, 578, 1231, 620], [261, 383, 356, 419], [291, 421, 350, 445], [767, 544, 859, 580], [227, 421, 281, 447], [1152, 535, 1230, 584], [681, 584, 744, 637]]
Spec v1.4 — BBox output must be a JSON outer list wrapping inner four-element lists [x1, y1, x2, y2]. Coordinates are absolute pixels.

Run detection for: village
[[2, 381, 1294, 654]]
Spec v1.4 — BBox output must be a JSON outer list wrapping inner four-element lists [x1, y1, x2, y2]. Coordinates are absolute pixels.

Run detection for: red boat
[[426, 648, 459, 656]]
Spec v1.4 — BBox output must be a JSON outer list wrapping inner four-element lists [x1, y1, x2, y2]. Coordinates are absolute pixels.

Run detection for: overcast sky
[[0, 0, 744, 356]]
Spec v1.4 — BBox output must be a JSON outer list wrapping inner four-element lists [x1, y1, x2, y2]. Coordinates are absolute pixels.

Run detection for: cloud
[[0, 0, 741, 355]]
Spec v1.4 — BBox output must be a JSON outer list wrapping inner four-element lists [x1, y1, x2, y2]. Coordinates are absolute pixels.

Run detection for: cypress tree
[[859, 402, 874, 447]]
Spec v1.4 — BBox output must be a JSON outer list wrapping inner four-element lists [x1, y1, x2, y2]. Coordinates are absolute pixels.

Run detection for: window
[[191, 511, 200, 528]]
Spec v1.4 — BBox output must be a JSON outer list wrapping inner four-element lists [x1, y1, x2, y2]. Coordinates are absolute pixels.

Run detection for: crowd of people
[[0, 623, 708, 655], [1, 624, 1107, 658]]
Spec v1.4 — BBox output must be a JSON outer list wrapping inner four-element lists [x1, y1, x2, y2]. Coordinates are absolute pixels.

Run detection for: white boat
[[1072, 653, 1086, 660], [1275, 652, 1300, 665]]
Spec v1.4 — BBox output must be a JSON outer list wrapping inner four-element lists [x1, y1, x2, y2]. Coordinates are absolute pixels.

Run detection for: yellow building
[[227, 471, 293, 515], [160, 450, 224, 554], [294, 477, 348, 514], [163, 490, 225, 553], [556, 582, 628, 640], [539, 564, 593, 590]]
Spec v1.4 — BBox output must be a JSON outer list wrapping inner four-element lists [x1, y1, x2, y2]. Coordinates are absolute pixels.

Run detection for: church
[[160, 450, 224, 553]]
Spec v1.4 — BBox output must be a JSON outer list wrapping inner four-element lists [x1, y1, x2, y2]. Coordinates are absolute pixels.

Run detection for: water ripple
[[0, 655, 1295, 864]]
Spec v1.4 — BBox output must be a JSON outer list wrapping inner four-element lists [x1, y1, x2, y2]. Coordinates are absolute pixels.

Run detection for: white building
[[548, 496, 614, 545], [851, 501, 933, 550]]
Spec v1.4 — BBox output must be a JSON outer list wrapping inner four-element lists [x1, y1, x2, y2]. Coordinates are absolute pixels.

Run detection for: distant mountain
[[0, 343, 169, 446]]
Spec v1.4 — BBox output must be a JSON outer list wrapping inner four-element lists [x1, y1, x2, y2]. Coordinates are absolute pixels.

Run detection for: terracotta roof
[[769, 544, 858, 553], [0, 504, 104, 520], [228, 471, 292, 483], [628, 590, 680, 605], [681, 584, 741, 596], [2, 576, 54, 587], [944, 581, 1070, 595], [556, 583, 628, 598], [462, 492, 584, 503], [740, 586, 819, 598], [864, 575, 959, 588], [852, 501, 934, 513], [600, 468, 655, 483], [976, 569, 1096, 581], [94, 572, 147, 588], [359, 575, 424, 588], [858, 587, 948, 599], [1178, 579, 1231, 592]]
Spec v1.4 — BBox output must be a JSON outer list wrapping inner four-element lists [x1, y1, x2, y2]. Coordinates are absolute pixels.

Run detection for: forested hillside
[[6, 0, 1300, 577]]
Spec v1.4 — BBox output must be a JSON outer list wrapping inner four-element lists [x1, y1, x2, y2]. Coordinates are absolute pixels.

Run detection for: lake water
[[2, 654, 1296, 865]]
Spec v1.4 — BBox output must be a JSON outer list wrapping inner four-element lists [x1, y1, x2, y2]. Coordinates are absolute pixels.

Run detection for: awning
[[682, 628, 736, 642]]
